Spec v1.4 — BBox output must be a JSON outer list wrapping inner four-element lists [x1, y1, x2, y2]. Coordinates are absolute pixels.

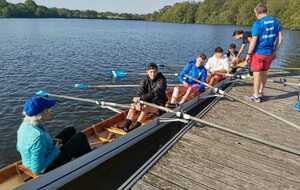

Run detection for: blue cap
[[23, 96, 56, 116]]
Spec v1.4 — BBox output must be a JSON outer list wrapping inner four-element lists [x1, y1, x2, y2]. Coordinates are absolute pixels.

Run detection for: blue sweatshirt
[[178, 59, 207, 91], [17, 122, 60, 174]]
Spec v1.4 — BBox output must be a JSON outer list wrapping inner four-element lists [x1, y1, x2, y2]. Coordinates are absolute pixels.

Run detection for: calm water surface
[[0, 19, 299, 168]]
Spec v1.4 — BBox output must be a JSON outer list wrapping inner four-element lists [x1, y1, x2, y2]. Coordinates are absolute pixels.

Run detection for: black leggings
[[45, 127, 91, 172]]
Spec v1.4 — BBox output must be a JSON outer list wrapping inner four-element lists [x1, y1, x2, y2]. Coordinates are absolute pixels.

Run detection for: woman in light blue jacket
[[17, 96, 91, 174]]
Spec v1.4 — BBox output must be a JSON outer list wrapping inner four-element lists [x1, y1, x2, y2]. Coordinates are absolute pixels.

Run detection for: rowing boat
[[0, 68, 243, 190]]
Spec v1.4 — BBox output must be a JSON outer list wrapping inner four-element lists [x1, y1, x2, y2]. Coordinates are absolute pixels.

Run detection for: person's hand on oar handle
[[132, 97, 142, 111], [183, 81, 189, 88], [53, 138, 63, 148]]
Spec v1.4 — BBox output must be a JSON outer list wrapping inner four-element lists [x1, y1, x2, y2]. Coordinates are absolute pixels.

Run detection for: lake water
[[0, 19, 299, 168]]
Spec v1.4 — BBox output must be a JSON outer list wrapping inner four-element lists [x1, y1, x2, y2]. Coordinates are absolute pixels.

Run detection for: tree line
[[0, 0, 299, 30], [0, 0, 144, 20], [144, 0, 300, 30]]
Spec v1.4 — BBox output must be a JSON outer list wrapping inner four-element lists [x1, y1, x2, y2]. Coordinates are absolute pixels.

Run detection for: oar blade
[[36, 90, 49, 97], [74, 83, 89, 89], [111, 70, 127, 78]]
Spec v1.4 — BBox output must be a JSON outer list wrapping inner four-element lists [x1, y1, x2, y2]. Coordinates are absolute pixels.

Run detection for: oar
[[184, 75, 300, 130], [234, 75, 300, 87], [74, 83, 183, 89], [36, 91, 130, 112], [270, 67, 300, 71], [267, 78, 300, 87], [135, 99, 300, 156], [111, 70, 178, 78]]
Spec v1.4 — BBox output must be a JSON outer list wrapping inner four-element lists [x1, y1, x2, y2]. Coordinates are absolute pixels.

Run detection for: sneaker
[[166, 103, 178, 109], [120, 119, 132, 132], [246, 74, 254, 79], [258, 92, 265, 101], [122, 126, 130, 133], [246, 95, 261, 103]]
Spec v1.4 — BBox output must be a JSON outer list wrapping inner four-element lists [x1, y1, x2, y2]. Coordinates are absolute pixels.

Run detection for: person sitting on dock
[[205, 47, 230, 85], [169, 53, 207, 106], [121, 63, 167, 132], [17, 96, 91, 174]]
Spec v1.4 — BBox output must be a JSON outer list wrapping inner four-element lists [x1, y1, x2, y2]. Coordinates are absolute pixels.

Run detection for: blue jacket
[[178, 59, 207, 91], [17, 122, 60, 174]]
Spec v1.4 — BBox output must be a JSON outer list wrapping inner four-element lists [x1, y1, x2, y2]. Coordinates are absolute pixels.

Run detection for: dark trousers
[[45, 127, 91, 172]]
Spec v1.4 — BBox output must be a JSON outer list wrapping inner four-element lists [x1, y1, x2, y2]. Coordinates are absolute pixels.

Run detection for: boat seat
[[97, 127, 128, 143], [97, 137, 111, 144], [107, 127, 127, 136], [16, 163, 39, 179]]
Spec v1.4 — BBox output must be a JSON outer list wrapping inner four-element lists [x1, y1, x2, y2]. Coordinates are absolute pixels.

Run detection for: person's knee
[[66, 127, 76, 134], [73, 132, 87, 141]]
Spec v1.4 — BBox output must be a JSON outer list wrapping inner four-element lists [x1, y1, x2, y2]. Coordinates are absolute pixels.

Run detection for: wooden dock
[[131, 73, 300, 190]]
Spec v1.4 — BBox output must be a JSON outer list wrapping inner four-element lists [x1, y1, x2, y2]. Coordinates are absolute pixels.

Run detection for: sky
[[7, 0, 192, 14]]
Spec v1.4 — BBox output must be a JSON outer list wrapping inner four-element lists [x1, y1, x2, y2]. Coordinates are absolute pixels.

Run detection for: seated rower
[[205, 47, 230, 85], [170, 53, 207, 106], [225, 43, 238, 68], [121, 63, 167, 132], [17, 96, 91, 175]]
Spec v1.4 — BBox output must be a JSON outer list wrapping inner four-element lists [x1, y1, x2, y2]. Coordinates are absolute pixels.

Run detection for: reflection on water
[[0, 19, 299, 168]]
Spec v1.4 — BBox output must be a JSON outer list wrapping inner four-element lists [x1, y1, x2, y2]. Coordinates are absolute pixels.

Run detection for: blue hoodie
[[17, 122, 60, 174], [178, 59, 207, 92]]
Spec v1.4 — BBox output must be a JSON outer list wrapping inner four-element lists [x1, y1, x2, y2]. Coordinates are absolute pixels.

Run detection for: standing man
[[246, 3, 283, 102]]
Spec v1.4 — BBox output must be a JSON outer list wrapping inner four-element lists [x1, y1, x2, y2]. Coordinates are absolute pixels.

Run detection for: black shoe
[[123, 126, 130, 133], [129, 122, 141, 131], [120, 119, 132, 131], [167, 103, 178, 109]]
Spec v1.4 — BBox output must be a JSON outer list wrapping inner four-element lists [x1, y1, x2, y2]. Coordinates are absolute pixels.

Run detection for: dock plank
[[149, 164, 213, 190], [131, 75, 300, 190]]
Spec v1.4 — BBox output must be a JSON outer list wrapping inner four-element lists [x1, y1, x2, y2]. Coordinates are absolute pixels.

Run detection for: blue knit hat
[[23, 96, 56, 116]]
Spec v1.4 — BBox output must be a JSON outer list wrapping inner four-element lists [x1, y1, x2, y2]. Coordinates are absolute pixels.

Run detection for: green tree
[[2, 4, 17, 17], [24, 0, 37, 17], [0, 0, 8, 8], [35, 6, 48, 17]]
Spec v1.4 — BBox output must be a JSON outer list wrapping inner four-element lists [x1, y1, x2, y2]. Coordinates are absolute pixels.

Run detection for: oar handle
[[184, 75, 225, 95]]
